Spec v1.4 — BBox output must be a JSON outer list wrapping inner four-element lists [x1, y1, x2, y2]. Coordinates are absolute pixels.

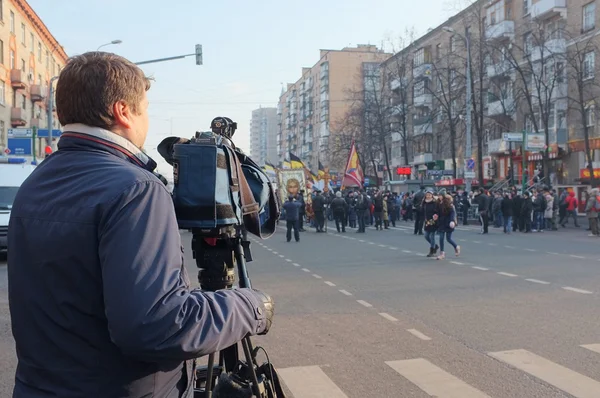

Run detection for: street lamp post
[[443, 26, 473, 193], [97, 40, 123, 51]]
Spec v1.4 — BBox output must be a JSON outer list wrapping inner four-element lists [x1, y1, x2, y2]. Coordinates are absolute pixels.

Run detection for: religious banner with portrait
[[277, 169, 312, 220]]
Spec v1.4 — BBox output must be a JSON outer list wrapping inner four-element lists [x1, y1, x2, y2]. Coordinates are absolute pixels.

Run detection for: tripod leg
[[205, 353, 215, 398], [242, 337, 262, 397]]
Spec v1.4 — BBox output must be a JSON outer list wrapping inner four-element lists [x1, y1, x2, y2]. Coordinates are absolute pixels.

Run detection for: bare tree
[[381, 29, 418, 168], [428, 42, 465, 178], [493, 18, 566, 185], [564, 31, 599, 188]]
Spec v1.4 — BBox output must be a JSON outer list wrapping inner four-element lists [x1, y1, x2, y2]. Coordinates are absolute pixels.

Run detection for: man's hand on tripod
[[249, 289, 274, 335]]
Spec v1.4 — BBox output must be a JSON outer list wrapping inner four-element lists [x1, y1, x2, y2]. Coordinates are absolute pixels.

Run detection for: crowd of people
[[280, 183, 600, 257]]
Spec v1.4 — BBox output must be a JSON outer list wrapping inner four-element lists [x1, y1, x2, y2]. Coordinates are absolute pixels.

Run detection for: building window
[[46, 50, 49, 69], [20, 59, 24, 72], [0, 0, 3, 21], [583, 2, 596, 31], [20, 23, 25, 44], [585, 105, 595, 126], [0, 40, 3, 65], [52, 58, 55, 75], [21, 93, 26, 110], [0, 81, 5, 105], [584, 51, 595, 79], [30, 33, 33, 52], [523, 0, 529, 15], [38, 73, 41, 85], [9, 50, 14, 69], [0, 122, 5, 149], [37, 42, 41, 61], [9, 10, 14, 33], [413, 48, 425, 67]]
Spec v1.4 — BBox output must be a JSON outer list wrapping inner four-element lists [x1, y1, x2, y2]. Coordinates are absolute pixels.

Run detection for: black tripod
[[191, 225, 284, 398]]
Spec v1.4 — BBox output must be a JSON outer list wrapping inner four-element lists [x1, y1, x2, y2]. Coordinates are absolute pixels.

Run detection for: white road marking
[[415, 253, 426, 257], [378, 244, 386, 247], [285, 259, 292, 262], [356, 300, 373, 308], [525, 248, 537, 252], [450, 261, 464, 265], [472, 266, 489, 271], [406, 329, 432, 341], [488, 243, 497, 246], [570, 255, 586, 259], [525, 279, 551, 285], [358, 240, 365, 243], [473, 240, 481, 244], [278, 365, 349, 398], [292, 263, 301, 267], [301, 268, 311, 273], [402, 250, 412, 253], [547, 252, 559, 255], [505, 245, 515, 249], [368, 242, 375, 245], [279, 254, 285, 258], [339, 289, 352, 296], [497, 272, 518, 277], [581, 344, 600, 354], [272, 251, 278, 254], [386, 358, 491, 398], [312, 274, 322, 279], [389, 247, 398, 250], [562, 287, 593, 294], [379, 313, 398, 322], [458, 239, 467, 242], [489, 349, 600, 398], [324, 281, 336, 287]]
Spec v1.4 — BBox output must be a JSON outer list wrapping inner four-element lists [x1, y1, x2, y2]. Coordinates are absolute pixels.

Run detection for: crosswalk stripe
[[489, 349, 600, 398], [386, 358, 491, 398], [278, 365, 348, 398]]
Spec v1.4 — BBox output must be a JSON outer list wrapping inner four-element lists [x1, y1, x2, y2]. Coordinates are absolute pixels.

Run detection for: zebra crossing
[[276, 343, 600, 397]]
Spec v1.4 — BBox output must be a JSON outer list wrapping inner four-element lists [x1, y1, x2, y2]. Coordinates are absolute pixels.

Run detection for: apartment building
[[277, 45, 391, 172], [383, 0, 600, 187], [0, 0, 67, 157], [249, 106, 278, 166]]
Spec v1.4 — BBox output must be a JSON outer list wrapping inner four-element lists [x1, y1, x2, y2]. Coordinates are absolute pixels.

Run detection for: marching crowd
[[280, 184, 600, 258]]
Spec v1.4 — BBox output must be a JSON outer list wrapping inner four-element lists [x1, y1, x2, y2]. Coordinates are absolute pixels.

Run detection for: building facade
[[249, 107, 278, 166], [0, 0, 67, 157], [382, 0, 600, 188], [277, 45, 391, 172]]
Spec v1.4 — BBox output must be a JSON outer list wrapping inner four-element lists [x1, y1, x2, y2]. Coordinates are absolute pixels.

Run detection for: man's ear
[[112, 100, 134, 129]]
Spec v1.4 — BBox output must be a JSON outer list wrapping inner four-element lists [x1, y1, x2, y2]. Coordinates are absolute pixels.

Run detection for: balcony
[[413, 153, 433, 164], [391, 104, 408, 116], [530, 38, 566, 63], [413, 93, 432, 108], [390, 78, 402, 91], [530, 0, 567, 20], [11, 108, 27, 127], [30, 85, 47, 102], [487, 61, 512, 78], [413, 63, 432, 79], [486, 20, 515, 41], [487, 97, 515, 117], [413, 122, 433, 136], [10, 69, 27, 89], [30, 118, 42, 128]]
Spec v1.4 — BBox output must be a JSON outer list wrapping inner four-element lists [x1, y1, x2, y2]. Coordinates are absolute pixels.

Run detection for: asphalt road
[[0, 220, 599, 397]]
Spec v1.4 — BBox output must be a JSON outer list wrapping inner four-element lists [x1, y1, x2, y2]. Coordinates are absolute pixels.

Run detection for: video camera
[[158, 117, 285, 398]]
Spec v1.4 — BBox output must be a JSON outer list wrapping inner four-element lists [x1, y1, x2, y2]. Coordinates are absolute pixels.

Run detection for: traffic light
[[195, 44, 203, 66]]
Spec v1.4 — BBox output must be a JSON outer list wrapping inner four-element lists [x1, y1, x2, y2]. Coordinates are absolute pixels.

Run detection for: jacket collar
[[58, 124, 157, 172]]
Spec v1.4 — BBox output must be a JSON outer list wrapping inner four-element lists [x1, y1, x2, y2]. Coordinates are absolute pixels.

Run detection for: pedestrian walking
[[283, 195, 301, 242], [422, 189, 440, 257], [437, 194, 460, 259]]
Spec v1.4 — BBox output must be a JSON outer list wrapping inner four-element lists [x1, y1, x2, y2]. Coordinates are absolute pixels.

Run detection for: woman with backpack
[[437, 194, 461, 260]]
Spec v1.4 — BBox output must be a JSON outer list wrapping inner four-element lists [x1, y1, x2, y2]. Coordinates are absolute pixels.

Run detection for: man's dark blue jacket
[[8, 124, 267, 397]]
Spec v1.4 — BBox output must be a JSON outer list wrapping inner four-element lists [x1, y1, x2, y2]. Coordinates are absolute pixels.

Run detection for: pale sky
[[29, 0, 461, 176]]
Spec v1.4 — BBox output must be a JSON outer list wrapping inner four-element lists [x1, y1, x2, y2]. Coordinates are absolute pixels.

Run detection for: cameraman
[[7, 52, 274, 398]]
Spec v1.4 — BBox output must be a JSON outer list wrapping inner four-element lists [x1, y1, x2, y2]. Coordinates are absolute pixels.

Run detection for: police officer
[[7, 52, 274, 397]]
